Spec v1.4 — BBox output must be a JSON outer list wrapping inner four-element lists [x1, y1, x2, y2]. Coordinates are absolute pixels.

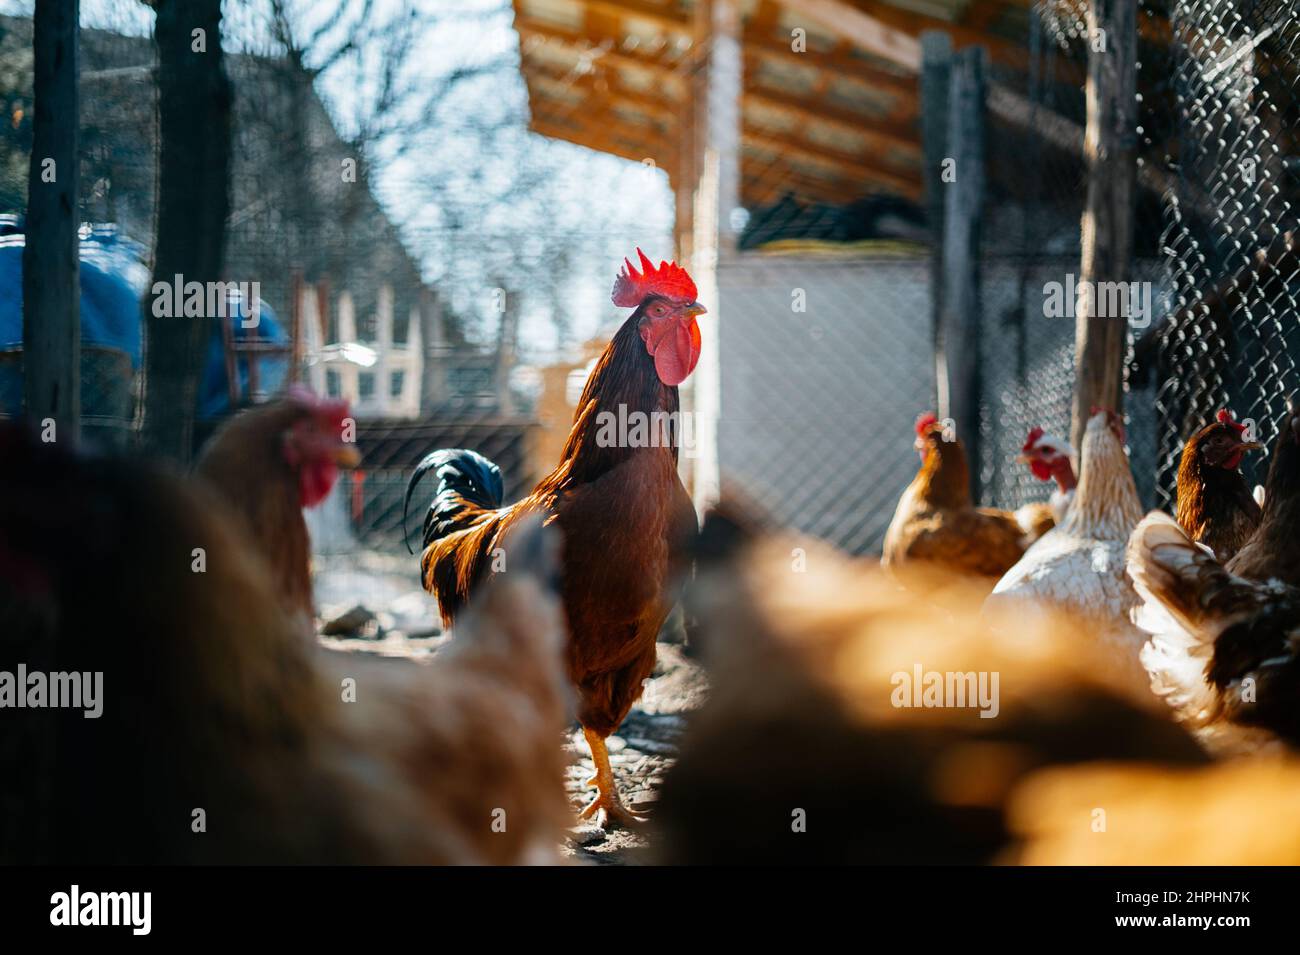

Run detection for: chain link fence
[[973, 1, 1165, 513], [971, 0, 1300, 517], [698, 7, 937, 556], [717, 255, 933, 555], [1144, 0, 1300, 509]]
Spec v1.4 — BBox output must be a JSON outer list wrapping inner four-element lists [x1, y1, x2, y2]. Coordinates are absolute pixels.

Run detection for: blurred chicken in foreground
[[195, 387, 360, 633], [0, 424, 570, 864], [1008, 757, 1300, 864], [653, 506, 1204, 864]]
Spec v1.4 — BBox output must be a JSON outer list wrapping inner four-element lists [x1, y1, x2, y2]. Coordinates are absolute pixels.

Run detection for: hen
[[404, 249, 704, 828], [1128, 516, 1300, 754], [882, 413, 1031, 587], [1174, 409, 1262, 561], [652, 507, 1203, 864], [1129, 406, 1300, 752], [194, 386, 359, 632], [0, 423, 571, 864], [984, 409, 1148, 694], [1016, 425, 1077, 535]]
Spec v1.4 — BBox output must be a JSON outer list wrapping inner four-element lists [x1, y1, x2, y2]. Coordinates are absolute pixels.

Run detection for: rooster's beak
[[332, 444, 362, 467], [683, 302, 707, 318], [1240, 440, 1264, 453]]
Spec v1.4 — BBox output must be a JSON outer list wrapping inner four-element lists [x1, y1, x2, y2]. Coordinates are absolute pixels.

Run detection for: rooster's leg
[[579, 727, 646, 829]]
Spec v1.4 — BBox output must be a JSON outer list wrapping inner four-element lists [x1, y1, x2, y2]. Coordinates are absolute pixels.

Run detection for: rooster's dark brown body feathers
[[411, 307, 698, 738]]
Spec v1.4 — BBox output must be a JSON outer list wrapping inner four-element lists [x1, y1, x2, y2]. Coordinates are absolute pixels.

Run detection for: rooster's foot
[[579, 790, 647, 829]]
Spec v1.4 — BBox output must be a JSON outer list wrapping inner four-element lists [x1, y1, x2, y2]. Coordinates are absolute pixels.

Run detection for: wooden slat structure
[[511, 0, 1053, 255]]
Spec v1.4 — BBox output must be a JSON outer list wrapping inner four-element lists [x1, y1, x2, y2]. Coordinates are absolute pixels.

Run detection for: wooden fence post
[[940, 45, 987, 500], [1070, 0, 1137, 447], [22, 0, 80, 440], [687, 0, 741, 514], [922, 32, 952, 406]]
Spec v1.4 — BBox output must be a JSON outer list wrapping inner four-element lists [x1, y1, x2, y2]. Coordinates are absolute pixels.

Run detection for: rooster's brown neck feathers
[[539, 307, 681, 491]]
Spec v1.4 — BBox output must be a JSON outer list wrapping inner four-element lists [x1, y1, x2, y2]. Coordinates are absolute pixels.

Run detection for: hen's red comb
[[915, 412, 939, 437], [612, 248, 698, 308], [287, 384, 350, 428], [1217, 408, 1247, 435], [1022, 426, 1045, 452]]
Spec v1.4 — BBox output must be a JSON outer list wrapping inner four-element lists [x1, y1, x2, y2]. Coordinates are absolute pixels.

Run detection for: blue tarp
[[0, 221, 288, 419], [196, 291, 289, 420], [0, 225, 146, 364]]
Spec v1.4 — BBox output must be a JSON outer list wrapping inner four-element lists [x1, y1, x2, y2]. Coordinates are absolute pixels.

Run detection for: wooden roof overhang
[[510, 0, 1052, 210]]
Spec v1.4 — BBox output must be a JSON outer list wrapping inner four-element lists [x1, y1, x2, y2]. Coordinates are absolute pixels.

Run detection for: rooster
[[882, 413, 1031, 587], [194, 387, 359, 632], [1129, 404, 1300, 752], [984, 410, 1148, 695], [1016, 426, 1076, 535], [404, 249, 704, 828], [1174, 409, 1262, 561], [652, 506, 1203, 864], [0, 423, 572, 863]]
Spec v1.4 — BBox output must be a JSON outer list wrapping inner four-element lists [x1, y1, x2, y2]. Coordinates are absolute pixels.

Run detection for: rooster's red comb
[[612, 248, 698, 308], [915, 412, 940, 437], [1022, 426, 1045, 452], [1217, 408, 1247, 435]]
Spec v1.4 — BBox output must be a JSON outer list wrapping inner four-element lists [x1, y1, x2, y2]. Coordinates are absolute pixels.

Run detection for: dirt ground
[[313, 550, 709, 865]]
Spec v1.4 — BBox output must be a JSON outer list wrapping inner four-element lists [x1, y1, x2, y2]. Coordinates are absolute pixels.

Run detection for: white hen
[[984, 410, 1148, 695], [1019, 426, 1077, 523], [1126, 510, 1288, 756]]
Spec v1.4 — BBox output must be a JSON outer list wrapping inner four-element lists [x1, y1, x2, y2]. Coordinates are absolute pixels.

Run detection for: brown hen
[[882, 413, 1030, 587], [1174, 408, 1262, 561]]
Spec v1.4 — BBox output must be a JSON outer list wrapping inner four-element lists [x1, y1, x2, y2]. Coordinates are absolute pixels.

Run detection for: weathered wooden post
[[940, 45, 987, 499], [1070, 0, 1137, 448], [22, 0, 80, 441], [143, 0, 233, 462], [688, 0, 741, 514], [921, 31, 951, 414]]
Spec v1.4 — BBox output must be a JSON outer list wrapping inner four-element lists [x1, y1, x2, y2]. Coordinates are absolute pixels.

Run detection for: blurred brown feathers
[[654, 507, 1209, 864], [0, 425, 570, 864]]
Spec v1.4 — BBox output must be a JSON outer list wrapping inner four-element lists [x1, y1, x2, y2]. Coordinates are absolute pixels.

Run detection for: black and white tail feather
[[1127, 511, 1297, 753], [1127, 513, 1223, 724], [402, 449, 505, 555]]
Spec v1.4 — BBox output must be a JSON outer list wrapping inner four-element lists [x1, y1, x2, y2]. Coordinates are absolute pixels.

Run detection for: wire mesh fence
[[971, 0, 1300, 517], [1144, 0, 1300, 509], [972, 2, 1089, 512], [972, 1, 1157, 513], [717, 255, 934, 555]]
